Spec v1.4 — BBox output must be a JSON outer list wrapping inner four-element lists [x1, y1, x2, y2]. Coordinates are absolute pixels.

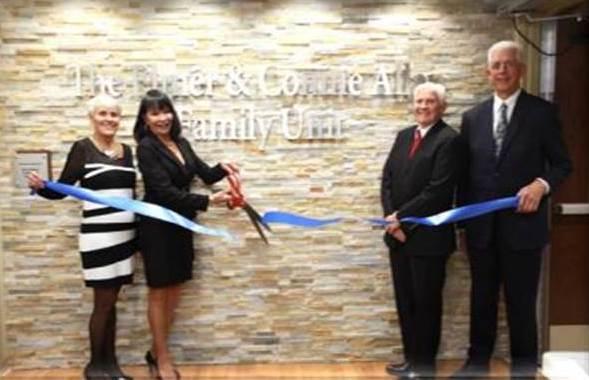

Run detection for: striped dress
[[38, 138, 136, 287]]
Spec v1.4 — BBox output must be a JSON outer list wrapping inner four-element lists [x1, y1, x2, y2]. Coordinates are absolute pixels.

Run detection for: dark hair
[[133, 89, 182, 143]]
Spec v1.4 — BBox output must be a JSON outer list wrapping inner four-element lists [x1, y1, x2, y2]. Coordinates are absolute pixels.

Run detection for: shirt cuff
[[535, 177, 550, 195]]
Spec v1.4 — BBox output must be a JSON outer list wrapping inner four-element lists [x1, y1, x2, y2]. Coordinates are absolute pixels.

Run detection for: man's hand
[[516, 179, 546, 213], [385, 212, 407, 243], [391, 228, 407, 243]]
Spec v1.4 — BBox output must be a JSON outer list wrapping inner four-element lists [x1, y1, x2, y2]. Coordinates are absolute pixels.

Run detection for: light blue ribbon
[[44, 181, 233, 240], [263, 196, 520, 228], [41, 180, 520, 235], [398, 196, 519, 226], [262, 211, 342, 228]]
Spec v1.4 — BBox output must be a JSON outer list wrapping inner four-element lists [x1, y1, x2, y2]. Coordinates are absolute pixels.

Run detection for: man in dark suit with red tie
[[381, 82, 459, 379], [455, 41, 572, 379]]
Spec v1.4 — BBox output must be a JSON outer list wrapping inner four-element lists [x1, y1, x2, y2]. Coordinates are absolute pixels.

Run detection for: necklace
[[103, 148, 117, 158], [91, 136, 118, 158]]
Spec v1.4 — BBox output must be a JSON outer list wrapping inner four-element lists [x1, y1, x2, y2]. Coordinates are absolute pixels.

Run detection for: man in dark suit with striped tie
[[381, 82, 459, 379], [454, 40, 572, 379]]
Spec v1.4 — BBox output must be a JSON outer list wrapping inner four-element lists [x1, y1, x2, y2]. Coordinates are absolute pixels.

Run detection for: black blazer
[[457, 90, 572, 250], [136, 135, 227, 219], [380, 119, 459, 255]]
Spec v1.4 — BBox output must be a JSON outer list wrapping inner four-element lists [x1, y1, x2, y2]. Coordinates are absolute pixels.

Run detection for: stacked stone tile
[[0, 0, 511, 369]]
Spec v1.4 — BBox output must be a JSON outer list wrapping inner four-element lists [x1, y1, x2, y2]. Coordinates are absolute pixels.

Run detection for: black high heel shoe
[[145, 350, 158, 375]]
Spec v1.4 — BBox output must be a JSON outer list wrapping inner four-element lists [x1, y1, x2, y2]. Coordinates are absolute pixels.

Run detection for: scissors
[[223, 168, 272, 244]]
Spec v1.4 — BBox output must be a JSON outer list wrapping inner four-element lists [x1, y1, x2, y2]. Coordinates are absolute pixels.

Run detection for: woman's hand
[[26, 171, 45, 191], [221, 162, 240, 175], [209, 189, 231, 206]]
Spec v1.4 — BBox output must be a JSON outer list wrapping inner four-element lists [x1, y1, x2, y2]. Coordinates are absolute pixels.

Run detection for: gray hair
[[413, 81, 447, 105], [487, 40, 523, 65], [87, 94, 121, 115]]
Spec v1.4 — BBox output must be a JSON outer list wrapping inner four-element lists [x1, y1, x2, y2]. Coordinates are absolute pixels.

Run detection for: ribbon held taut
[[40, 180, 520, 235], [263, 197, 520, 228], [43, 181, 234, 240]]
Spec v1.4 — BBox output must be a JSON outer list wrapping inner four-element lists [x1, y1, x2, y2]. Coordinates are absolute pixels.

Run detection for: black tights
[[88, 286, 122, 371]]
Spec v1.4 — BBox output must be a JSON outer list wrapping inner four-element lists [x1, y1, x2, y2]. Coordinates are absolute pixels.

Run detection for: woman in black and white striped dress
[[27, 94, 136, 380]]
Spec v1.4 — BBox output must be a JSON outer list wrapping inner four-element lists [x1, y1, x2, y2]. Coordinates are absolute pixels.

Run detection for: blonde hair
[[87, 94, 121, 115], [487, 40, 523, 66]]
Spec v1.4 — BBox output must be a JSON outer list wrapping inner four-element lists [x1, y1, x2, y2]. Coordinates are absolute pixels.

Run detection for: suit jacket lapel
[[405, 120, 447, 167], [150, 135, 189, 174], [424, 119, 446, 142], [478, 98, 495, 158], [473, 98, 495, 157], [176, 139, 193, 173], [404, 125, 418, 158]]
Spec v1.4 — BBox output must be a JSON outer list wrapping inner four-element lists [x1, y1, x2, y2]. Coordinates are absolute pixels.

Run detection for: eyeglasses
[[489, 60, 519, 71]]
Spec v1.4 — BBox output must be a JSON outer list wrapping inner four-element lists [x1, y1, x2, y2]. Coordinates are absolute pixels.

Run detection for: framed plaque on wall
[[14, 150, 52, 189]]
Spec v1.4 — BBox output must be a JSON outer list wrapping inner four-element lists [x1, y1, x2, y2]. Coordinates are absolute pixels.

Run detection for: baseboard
[[549, 325, 589, 351]]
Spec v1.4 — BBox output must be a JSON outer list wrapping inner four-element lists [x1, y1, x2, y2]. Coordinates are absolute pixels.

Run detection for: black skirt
[[138, 215, 194, 288]]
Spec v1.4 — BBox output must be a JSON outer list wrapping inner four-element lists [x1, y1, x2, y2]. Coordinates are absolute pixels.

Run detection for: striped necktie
[[494, 103, 508, 157]]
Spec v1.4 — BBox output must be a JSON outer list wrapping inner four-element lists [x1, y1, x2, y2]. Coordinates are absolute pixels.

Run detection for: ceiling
[[484, 0, 588, 17]]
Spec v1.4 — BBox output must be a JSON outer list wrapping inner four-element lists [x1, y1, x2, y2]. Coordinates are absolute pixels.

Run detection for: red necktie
[[408, 129, 422, 158]]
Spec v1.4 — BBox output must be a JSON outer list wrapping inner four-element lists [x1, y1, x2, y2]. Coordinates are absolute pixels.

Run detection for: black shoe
[[450, 360, 490, 378], [145, 350, 158, 376], [385, 361, 411, 375], [83, 363, 110, 380], [398, 370, 427, 380], [510, 363, 538, 379], [105, 362, 133, 380], [102, 358, 133, 380]]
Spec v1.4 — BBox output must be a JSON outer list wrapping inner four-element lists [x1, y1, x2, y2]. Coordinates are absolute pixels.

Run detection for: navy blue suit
[[458, 90, 572, 368]]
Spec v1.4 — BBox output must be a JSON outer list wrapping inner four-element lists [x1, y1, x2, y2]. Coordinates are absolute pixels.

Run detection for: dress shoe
[[510, 363, 538, 379], [385, 361, 411, 375], [83, 363, 110, 380], [398, 370, 426, 379], [450, 360, 490, 378]]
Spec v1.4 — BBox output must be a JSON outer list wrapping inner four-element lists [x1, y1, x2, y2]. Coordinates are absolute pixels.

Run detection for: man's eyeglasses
[[489, 61, 519, 71]]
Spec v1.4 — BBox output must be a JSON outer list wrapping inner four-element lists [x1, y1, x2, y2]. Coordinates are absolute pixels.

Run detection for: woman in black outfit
[[133, 89, 232, 380]]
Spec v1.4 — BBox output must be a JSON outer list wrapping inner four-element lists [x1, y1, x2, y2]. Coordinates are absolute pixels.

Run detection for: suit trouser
[[467, 244, 542, 369], [389, 250, 448, 369]]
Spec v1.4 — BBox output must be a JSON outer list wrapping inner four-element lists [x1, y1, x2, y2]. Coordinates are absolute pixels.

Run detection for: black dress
[[37, 138, 137, 288], [136, 135, 227, 288]]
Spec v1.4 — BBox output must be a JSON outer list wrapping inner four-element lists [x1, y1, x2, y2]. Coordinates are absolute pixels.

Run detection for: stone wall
[[0, 0, 511, 369]]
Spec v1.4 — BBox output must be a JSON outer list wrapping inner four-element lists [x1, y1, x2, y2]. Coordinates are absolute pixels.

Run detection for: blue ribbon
[[398, 196, 519, 226], [40, 180, 520, 235], [264, 196, 520, 228], [43, 181, 234, 240], [262, 211, 342, 228]]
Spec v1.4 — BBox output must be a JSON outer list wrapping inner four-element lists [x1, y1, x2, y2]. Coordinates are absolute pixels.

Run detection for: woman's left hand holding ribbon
[[26, 171, 45, 192]]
